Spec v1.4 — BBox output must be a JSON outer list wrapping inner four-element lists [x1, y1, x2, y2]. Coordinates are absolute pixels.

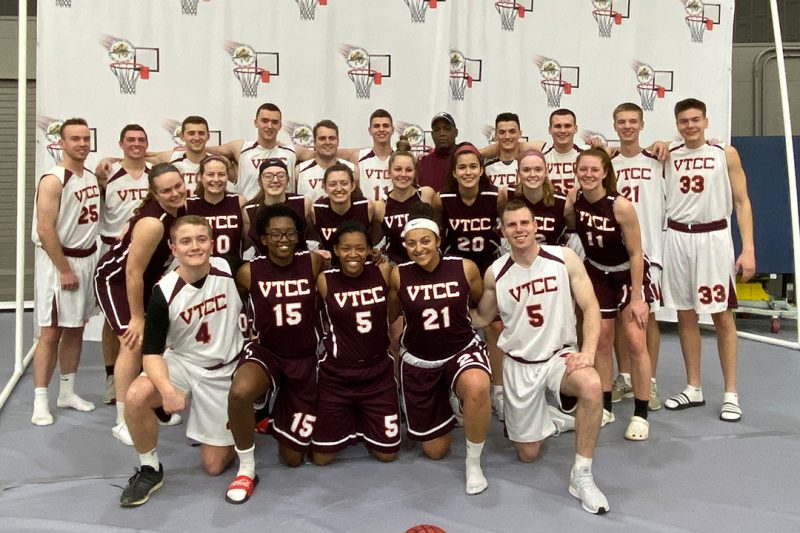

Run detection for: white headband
[[401, 218, 440, 238]]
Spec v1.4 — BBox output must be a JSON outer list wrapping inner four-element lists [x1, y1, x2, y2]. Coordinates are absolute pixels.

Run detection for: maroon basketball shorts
[[400, 339, 491, 442], [311, 354, 401, 455], [585, 260, 653, 319], [236, 341, 318, 452], [94, 277, 157, 336]]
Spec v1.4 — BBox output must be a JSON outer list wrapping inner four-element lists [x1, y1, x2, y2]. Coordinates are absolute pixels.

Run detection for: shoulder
[[358, 148, 375, 162]]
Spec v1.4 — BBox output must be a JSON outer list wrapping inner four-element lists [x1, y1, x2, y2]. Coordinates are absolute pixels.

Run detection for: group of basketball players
[[30, 97, 754, 516]]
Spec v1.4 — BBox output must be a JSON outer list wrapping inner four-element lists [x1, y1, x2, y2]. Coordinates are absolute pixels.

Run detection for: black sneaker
[[120, 464, 164, 507]]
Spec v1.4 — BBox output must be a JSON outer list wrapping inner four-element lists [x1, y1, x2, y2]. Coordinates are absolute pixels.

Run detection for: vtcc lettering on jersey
[[406, 282, 460, 301], [258, 279, 311, 297], [179, 294, 227, 324], [508, 275, 558, 302], [333, 287, 386, 307]]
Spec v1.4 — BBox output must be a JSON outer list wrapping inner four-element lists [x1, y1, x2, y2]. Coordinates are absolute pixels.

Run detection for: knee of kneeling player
[[372, 451, 397, 463], [422, 442, 450, 461], [202, 457, 228, 476], [280, 447, 305, 468], [516, 445, 541, 463], [311, 452, 335, 466]]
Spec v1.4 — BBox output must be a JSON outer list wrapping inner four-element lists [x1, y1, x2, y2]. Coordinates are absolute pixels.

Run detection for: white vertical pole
[[768, 0, 800, 348], [15, 1, 28, 372]]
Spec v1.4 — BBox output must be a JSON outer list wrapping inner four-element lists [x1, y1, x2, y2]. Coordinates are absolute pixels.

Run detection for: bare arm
[[123, 218, 165, 350], [388, 266, 402, 323], [480, 139, 546, 158], [316, 270, 328, 299], [371, 200, 385, 245], [337, 147, 361, 165], [142, 354, 186, 414], [463, 259, 484, 304], [419, 186, 436, 204], [615, 197, 648, 329], [36, 175, 77, 290], [431, 193, 443, 226], [727, 145, 755, 281], [472, 267, 498, 329], [295, 144, 316, 163], [564, 189, 577, 230], [564, 248, 600, 367], [207, 139, 244, 162]]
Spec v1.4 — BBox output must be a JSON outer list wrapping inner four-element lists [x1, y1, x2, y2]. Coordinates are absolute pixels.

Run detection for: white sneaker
[[569, 466, 610, 514], [649, 380, 662, 411], [112, 422, 134, 446], [158, 413, 182, 426], [491, 389, 505, 422], [103, 375, 116, 405], [611, 374, 633, 403], [601, 409, 616, 427], [449, 390, 463, 427], [548, 405, 575, 435]]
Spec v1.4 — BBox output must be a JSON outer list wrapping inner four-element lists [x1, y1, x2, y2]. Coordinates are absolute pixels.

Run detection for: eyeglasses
[[267, 230, 299, 242], [261, 172, 288, 182]]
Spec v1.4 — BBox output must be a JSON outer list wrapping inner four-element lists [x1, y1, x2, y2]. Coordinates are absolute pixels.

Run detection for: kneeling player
[[120, 216, 241, 507], [311, 221, 400, 464]]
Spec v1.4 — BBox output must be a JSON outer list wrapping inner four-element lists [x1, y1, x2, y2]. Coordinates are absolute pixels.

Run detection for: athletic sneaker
[[569, 466, 609, 514], [491, 389, 505, 422], [548, 405, 575, 436], [449, 390, 463, 427], [103, 375, 116, 405], [601, 409, 616, 427], [113, 422, 134, 446], [119, 464, 164, 507], [611, 375, 633, 403], [649, 380, 662, 411]]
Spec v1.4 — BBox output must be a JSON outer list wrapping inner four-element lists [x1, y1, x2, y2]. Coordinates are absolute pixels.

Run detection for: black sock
[[603, 391, 612, 412], [634, 398, 649, 419], [105, 365, 115, 377]]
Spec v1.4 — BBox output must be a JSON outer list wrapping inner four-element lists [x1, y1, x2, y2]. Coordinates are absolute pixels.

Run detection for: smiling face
[[404, 227, 440, 270], [576, 154, 607, 193], [260, 164, 289, 198], [369, 117, 393, 145], [613, 110, 644, 144], [323, 170, 355, 205], [517, 153, 548, 192], [170, 222, 213, 268], [254, 109, 282, 145], [453, 152, 482, 191], [676, 107, 708, 147], [263, 215, 298, 263], [199, 159, 229, 197], [59, 124, 91, 163], [314, 126, 339, 159], [152, 171, 187, 212], [334, 230, 370, 277], [495, 120, 521, 153], [120, 129, 148, 161], [181, 122, 209, 154], [389, 154, 416, 191], [501, 206, 538, 253], [548, 113, 577, 149]]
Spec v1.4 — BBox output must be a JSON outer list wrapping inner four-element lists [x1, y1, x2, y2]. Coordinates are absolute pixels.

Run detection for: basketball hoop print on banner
[[224, 41, 280, 98], [449, 50, 482, 101], [534, 55, 580, 108], [631, 61, 674, 111], [100, 36, 160, 96], [340, 44, 391, 99]]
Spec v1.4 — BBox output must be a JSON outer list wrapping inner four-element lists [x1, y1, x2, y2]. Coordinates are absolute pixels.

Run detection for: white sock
[[116, 401, 126, 425], [465, 439, 488, 495], [491, 384, 503, 397], [574, 453, 593, 475], [620, 372, 631, 384], [651, 377, 657, 384], [723, 392, 739, 405], [31, 387, 53, 426], [138, 447, 160, 470], [57, 373, 95, 412], [682, 385, 703, 402], [236, 445, 256, 478]]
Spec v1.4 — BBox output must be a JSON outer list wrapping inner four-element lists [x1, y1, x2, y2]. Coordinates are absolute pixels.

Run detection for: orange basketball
[[405, 525, 447, 533]]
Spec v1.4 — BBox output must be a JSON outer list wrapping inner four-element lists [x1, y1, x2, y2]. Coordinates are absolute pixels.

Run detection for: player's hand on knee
[[122, 316, 144, 350], [628, 299, 649, 329], [565, 352, 593, 374], [59, 269, 79, 291], [162, 387, 187, 414]]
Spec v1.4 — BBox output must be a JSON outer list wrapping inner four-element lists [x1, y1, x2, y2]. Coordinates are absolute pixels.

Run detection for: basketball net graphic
[[449, 50, 473, 101], [591, 0, 622, 38], [340, 45, 384, 99], [296, 0, 328, 21], [103, 38, 149, 95], [395, 122, 431, 159], [404, 0, 437, 23], [632, 62, 665, 111], [225, 42, 271, 98], [180, 0, 201, 15], [683, 0, 713, 43], [55, 0, 71, 7], [535, 56, 571, 108], [495, 2, 526, 31]]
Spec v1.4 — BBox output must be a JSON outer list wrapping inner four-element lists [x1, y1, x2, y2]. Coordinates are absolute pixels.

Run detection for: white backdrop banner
[[36, 0, 734, 175]]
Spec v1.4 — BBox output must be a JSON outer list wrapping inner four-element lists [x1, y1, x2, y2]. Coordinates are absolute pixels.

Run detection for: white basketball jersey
[[666, 142, 732, 224], [170, 151, 207, 197], [238, 141, 297, 202], [612, 150, 665, 266], [296, 158, 355, 202], [358, 148, 391, 201], [493, 245, 577, 363], [485, 158, 518, 191], [101, 162, 150, 240], [157, 257, 244, 368], [543, 143, 583, 195], [32, 166, 100, 249]]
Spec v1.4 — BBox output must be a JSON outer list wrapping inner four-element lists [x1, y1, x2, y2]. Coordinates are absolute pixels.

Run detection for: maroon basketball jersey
[[382, 191, 422, 264], [186, 194, 244, 259], [313, 198, 370, 253], [321, 263, 389, 368], [574, 191, 629, 267], [440, 188, 501, 273], [248, 251, 318, 359], [520, 193, 568, 246], [96, 200, 185, 297], [245, 194, 307, 255], [397, 255, 478, 360]]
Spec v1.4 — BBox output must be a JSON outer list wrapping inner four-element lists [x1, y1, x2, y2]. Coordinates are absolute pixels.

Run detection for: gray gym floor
[[1, 316, 799, 532]]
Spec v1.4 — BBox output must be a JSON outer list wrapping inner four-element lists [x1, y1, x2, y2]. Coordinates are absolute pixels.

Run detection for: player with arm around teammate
[[566, 148, 653, 440], [225, 204, 325, 504], [311, 221, 401, 465], [388, 209, 492, 495], [119, 216, 241, 507], [472, 199, 608, 514]]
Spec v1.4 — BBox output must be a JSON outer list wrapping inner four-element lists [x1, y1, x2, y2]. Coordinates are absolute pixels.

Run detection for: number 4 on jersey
[[195, 321, 212, 344]]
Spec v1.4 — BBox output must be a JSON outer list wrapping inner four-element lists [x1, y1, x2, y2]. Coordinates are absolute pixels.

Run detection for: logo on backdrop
[[55, 0, 71, 7], [402, 0, 444, 23], [631, 61, 674, 111], [494, 0, 533, 31], [580, 130, 618, 148], [680, 0, 721, 43], [224, 41, 280, 98], [162, 119, 222, 148], [283, 121, 314, 148], [395, 122, 432, 158], [481, 125, 528, 144], [37, 116, 98, 164], [589, 0, 630, 38], [449, 50, 482, 101], [293, 0, 328, 20], [179, 0, 209, 15], [340, 45, 392, 99], [534, 55, 580, 108], [99, 36, 160, 96]]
